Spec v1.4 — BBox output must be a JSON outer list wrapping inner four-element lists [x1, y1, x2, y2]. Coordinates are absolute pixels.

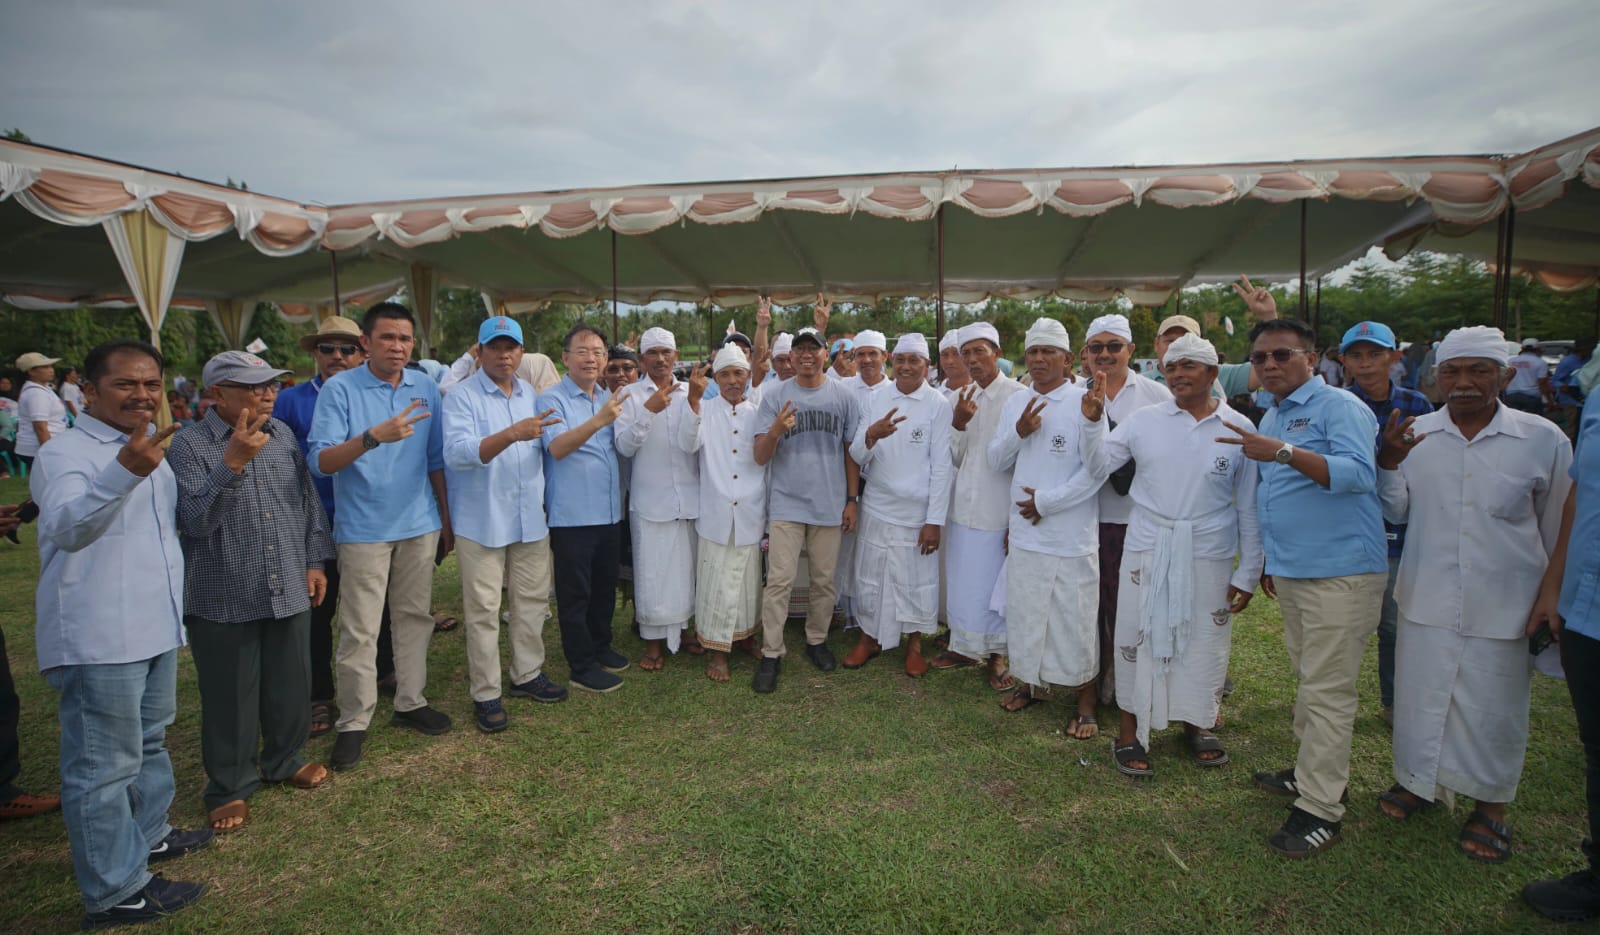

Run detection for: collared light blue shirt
[[307, 363, 445, 544], [31, 412, 185, 669], [537, 375, 622, 527], [443, 369, 549, 548], [1561, 393, 1600, 637], [273, 374, 335, 520], [1256, 375, 1387, 578]]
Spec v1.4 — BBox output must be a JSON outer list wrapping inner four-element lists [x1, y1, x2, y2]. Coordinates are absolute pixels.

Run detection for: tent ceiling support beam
[[488, 231, 606, 296], [1054, 216, 1105, 280], [768, 214, 822, 291], [1179, 201, 1279, 283], [635, 236, 709, 294]]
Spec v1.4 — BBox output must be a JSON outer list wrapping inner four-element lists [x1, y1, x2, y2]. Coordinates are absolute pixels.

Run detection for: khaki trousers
[[334, 532, 439, 731], [1275, 572, 1387, 822], [760, 521, 840, 659], [456, 536, 553, 702]]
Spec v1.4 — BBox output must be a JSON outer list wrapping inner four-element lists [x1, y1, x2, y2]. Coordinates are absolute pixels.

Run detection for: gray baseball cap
[[202, 350, 291, 387]]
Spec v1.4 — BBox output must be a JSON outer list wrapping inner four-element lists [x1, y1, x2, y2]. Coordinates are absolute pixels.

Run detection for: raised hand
[[1016, 485, 1042, 525], [222, 407, 272, 473], [116, 414, 180, 477], [1215, 420, 1285, 463], [642, 379, 681, 414], [756, 296, 772, 327], [952, 384, 978, 431], [1376, 408, 1427, 470], [770, 400, 797, 437], [1232, 275, 1277, 320], [508, 408, 563, 442], [596, 391, 625, 427], [866, 406, 907, 445], [1081, 378, 1106, 422], [1016, 395, 1048, 438], [466, 342, 481, 361], [686, 362, 709, 406], [813, 293, 832, 333], [370, 399, 431, 444]]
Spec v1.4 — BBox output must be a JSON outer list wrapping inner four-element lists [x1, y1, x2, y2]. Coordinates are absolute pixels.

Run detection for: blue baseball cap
[[1339, 321, 1397, 353], [478, 316, 523, 347]]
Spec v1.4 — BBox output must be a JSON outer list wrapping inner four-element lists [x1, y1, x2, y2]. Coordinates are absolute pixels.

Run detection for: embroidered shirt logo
[[1050, 433, 1067, 451]]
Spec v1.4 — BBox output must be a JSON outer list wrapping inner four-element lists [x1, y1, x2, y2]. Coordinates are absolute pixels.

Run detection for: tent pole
[[935, 204, 946, 355], [1500, 203, 1517, 333], [611, 228, 620, 344], [1298, 200, 1308, 319], [329, 249, 341, 315], [1314, 276, 1322, 338], [1492, 211, 1507, 327]]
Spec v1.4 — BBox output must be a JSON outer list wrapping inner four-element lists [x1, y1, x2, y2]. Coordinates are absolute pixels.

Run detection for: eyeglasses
[[1085, 342, 1127, 355], [317, 343, 360, 357], [1248, 348, 1309, 366], [220, 381, 283, 396], [1436, 363, 1500, 379]]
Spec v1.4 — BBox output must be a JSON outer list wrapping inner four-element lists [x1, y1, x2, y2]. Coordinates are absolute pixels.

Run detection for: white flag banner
[[1223, 316, 1235, 336], [246, 338, 269, 354]]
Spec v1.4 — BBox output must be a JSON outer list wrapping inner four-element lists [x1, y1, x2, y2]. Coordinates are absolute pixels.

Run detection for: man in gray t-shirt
[[751, 327, 860, 693]]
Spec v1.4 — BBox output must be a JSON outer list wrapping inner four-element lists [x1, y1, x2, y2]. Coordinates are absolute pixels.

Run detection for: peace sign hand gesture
[[1231, 275, 1277, 320], [866, 406, 906, 446], [756, 296, 772, 327], [686, 362, 709, 407], [509, 408, 563, 442], [769, 400, 797, 437], [116, 414, 180, 477], [952, 384, 979, 431], [596, 391, 625, 427], [1081, 378, 1106, 422], [223, 408, 273, 473], [370, 399, 430, 444], [1016, 395, 1048, 438], [643, 379, 681, 414], [813, 293, 832, 334], [1376, 409, 1427, 470], [1215, 420, 1285, 462]]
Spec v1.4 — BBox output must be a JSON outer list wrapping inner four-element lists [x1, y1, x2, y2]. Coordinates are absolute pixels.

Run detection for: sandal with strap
[[1459, 810, 1513, 863], [309, 701, 336, 739], [1113, 739, 1155, 778], [930, 651, 978, 670], [1068, 713, 1099, 740], [208, 800, 248, 833], [1187, 730, 1229, 767], [989, 667, 1018, 692], [1000, 688, 1038, 712], [1377, 783, 1433, 821]]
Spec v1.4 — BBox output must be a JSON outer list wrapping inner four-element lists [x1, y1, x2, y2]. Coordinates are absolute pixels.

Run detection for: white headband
[[1436, 325, 1509, 366], [713, 344, 750, 373], [1162, 333, 1219, 367], [1085, 314, 1133, 344], [854, 330, 887, 351], [1024, 317, 1071, 352], [892, 333, 930, 360], [640, 327, 676, 353], [959, 322, 1001, 350]]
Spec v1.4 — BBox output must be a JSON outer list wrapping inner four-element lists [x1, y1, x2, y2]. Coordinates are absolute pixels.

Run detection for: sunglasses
[[317, 343, 360, 357], [1248, 348, 1309, 365], [1085, 342, 1127, 355]]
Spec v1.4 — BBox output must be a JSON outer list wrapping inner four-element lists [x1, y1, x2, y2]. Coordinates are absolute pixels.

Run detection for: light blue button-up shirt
[[443, 368, 549, 548], [307, 363, 445, 544], [1256, 375, 1387, 579], [537, 375, 622, 528], [31, 413, 185, 669], [1561, 393, 1600, 638]]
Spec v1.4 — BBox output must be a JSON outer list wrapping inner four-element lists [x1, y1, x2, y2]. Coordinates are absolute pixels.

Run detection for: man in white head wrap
[[938, 330, 969, 395], [987, 318, 1110, 715], [1063, 312, 1172, 739], [770, 333, 796, 381], [839, 334, 953, 675], [834, 328, 892, 628], [613, 325, 701, 669], [934, 321, 1028, 689], [1373, 324, 1572, 863], [1045, 332, 1263, 775], [675, 344, 769, 681]]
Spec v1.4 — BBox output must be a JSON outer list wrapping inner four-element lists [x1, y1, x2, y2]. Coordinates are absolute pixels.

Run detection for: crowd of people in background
[[2, 279, 1600, 926]]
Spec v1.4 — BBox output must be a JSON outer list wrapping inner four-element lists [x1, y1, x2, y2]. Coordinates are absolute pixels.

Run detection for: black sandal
[[1377, 783, 1433, 821], [1113, 739, 1154, 778], [1458, 810, 1513, 863], [1187, 729, 1229, 767]]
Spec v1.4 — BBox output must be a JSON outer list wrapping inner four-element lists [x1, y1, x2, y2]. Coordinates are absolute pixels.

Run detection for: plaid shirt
[[1345, 379, 1435, 557], [167, 408, 336, 623]]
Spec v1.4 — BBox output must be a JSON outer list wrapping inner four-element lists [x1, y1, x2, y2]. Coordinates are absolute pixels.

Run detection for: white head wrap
[[958, 322, 1001, 350], [892, 333, 930, 360], [938, 330, 960, 353], [771, 332, 793, 356], [1161, 333, 1219, 368], [1024, 317, 1071, 352], [1085, 313, 1133, 343], [854, 329, 887, 352], [1436, 325, 1510, 366], [640, 327, 676, 353], [713, 344, 750, 373]]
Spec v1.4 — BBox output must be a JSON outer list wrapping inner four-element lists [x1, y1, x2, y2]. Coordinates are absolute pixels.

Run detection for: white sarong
[[1003, 547, 1099, 690], [946, 523, 1008, 657], [693, 534, 760, 652], [852, 512, 938, 650], [1393, 613, 1533, 803], [1114, 550, 1235, 749], [631, 513, 696, 652]]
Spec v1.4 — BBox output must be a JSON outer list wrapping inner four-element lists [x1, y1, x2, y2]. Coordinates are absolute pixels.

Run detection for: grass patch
[[0, 474, 1587, 932]]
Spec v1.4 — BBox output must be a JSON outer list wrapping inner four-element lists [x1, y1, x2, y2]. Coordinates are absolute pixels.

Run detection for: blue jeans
[[1377, 556, 1400, 708], [43, 650, 178, 912]]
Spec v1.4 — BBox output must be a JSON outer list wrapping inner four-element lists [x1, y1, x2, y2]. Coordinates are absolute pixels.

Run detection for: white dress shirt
[[675, 392, 767, 547], [949, 375, 1026, 532], [1096, 372, 1172, 525], [987, 380, 1109, 557], [614, 377, 699, 522], [1378, 404, 1573, 639], [849, 381, 953, 528]]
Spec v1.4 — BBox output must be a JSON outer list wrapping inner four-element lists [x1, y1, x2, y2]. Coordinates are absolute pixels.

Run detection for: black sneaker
[[328, 729, 366, 771], [473, 699, 509, 734], [804, 642, 837, 672], [147, 827, 213, 863], [595, 648, 631, 673], [82, 874, 206, 929], [392, 705, 453, 735], [1252, 768, 1348, 802], [570, 668, 623, 694], [1267, 806, 1342, 859], [753, 657, 781, 694], [509, 673, 568, 704], [1524, 869, 1600, 922]]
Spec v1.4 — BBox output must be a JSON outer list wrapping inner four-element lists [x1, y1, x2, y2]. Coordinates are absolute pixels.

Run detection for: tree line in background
[[1, 252, 1595, 385]]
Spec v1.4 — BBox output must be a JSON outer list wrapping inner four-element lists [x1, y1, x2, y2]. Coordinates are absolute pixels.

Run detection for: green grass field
[[0, 472, 1588, 933]]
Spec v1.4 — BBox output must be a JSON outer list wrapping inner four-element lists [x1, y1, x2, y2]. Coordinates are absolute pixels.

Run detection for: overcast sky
[[3, 0, 1597, 206]]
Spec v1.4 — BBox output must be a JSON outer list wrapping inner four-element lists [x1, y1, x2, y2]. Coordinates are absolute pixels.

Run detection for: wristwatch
[[361, 430, 380, 451], [1273, 442, 1294, 464], [846, 495, 859, 503]]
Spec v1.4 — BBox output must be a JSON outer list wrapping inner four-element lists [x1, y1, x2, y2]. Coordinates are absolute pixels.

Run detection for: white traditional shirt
[[848, 382, 953, 528], [1096, 372, 1172, 525], [1378, 403, 1573, 639], [987, 380, 1109, 557], [675, 391, 767, 547], [949, 375, 1026, 532], [614, 377, 699, 522], [16, 379, 68, 457]]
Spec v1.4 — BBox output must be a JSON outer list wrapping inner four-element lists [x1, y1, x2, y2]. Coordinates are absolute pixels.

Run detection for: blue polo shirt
[[273, 375, 335, 520], [1256, 375, 1387, 579], [307, 363, 445, 544], [537, 375, 622, 528], [1561, 393, 1600, 638]]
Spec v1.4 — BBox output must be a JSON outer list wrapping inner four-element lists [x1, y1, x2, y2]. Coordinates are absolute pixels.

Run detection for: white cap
[[713, 344, 750, 373], [958, 322, 1001, 350], [1161, 333, 1219, 368], [1439, 326, 1511, 366], [938, 330, 960, 353], [1024, 317, 1071, 352], [1085, 314, 1133, 343], [854, 329, 887, 352], [1521, 337, 1540, 349], [892, 333, 930, 360], [772, 332, 793, 356], [640, 327, 676, 353]]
